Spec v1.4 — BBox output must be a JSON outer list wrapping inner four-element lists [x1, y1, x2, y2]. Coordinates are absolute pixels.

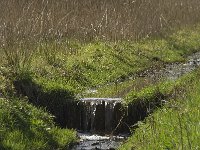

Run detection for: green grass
[[38, 25, 200, 98], [1, 24, 200, 150], [3, 25, 200, 97], [119, 68, 200, 150], [0, 71, 77, 150], [0, 97, 77, 150]]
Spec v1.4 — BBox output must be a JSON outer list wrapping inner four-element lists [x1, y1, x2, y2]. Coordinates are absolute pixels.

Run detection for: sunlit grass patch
[[0, 97, 77, 150], [119, 68, 200, 150]]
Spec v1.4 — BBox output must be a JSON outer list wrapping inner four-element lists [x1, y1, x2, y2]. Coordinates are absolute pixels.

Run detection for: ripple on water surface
[[72, 133, 128, 150]]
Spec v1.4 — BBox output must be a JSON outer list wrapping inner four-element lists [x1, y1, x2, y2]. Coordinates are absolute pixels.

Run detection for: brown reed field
[[0, 0, 200, 44]]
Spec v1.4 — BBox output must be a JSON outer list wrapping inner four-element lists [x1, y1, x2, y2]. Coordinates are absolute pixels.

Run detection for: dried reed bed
[[0, 0, 200, 44]]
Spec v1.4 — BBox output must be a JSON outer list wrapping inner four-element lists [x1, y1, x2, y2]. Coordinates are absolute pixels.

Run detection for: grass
[[1, 1, 200, 149], [1, 0, 200, 41], [0, 23, 200, 150], [0, 97, 77, 150], [0, 71, 77, 150], [119, 68, 200, 150], [81, 25, 200, 98], [1, 25, 200, 110]]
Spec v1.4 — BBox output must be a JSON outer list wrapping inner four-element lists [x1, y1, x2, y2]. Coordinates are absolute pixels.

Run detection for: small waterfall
[[71, 52, 200, 149], [79, 98, 123, 133]]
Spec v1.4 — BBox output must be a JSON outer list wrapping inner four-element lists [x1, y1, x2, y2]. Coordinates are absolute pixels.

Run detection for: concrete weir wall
[[60, 96, 165, 134], [61, 98, 126, 134], [13, 78, 164, 134]]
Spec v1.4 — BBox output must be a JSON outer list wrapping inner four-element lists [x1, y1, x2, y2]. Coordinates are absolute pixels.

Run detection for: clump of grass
[[124, 80, 175, 104], [0, 97, 77, 150], [119, 68, 200, 150]]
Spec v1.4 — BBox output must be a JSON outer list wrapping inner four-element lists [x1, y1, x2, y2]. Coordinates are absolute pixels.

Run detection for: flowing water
[[149, 52, 200, 81], [71, 98, 127, 150], [72, 133, 127, 150], [72, 52, 200, 150]]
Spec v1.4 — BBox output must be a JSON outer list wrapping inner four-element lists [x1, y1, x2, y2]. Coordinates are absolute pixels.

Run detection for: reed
[[0, 0, 200, 43], [1, 0, 200, 73]]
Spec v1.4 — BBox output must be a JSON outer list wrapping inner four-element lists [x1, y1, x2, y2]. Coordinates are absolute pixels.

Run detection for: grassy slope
[[11, 25, 200, 98], [119, 68, 200, 150], [82, 25, 200, 97], [1, 25, 200, 149], [0, 73, 77, 149], [0, 97, 76, 150]]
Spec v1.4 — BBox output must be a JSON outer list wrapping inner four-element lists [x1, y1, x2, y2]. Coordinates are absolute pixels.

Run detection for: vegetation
[[1, 0, 200, 42], [1, 0, 200, 149], [0, 97, 76, 150], [1, 25, 200, 99], [83, 25, 200, 97], [119, 68, 200, 150], [1, 24, 199, 150], [0, 70, 77, 150]]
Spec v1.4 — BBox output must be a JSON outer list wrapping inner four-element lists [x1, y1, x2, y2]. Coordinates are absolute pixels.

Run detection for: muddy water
[[72, 52, 200, 150]]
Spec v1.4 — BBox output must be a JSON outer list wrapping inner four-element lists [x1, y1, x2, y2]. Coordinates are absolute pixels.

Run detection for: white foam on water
[[78, 133, 127, 141]]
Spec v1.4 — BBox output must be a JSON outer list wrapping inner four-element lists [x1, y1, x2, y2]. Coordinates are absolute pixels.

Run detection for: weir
[[77, 98, 124, 134], [72, 98, 128, 150], [12, 52, 200, 149]]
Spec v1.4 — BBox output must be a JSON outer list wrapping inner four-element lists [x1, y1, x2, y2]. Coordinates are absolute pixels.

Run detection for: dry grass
[[0, 0, 200, 44], [1, 0, 200, 71]]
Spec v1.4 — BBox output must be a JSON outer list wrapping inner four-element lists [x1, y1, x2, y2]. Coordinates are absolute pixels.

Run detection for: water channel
[[72, 52, 200, 150]]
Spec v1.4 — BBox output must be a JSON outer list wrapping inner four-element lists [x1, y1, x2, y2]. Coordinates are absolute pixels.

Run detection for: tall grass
[[1, 0, 200, 73], [0, 0, 200, 43]]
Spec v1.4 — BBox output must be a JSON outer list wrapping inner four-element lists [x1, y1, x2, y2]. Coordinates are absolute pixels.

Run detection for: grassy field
[[119, 68, 200, 150], [0, 24, 200, 149], [1, 0, 200, 149]]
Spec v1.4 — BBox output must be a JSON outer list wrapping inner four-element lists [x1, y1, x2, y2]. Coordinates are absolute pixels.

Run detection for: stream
[[72, 133, 127, 150], [71, 52, 200, 150]]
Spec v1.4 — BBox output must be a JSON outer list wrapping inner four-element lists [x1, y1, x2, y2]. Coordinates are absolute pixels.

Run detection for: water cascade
[[71, 98, 127, 150], [71, 52, 200, 149], [78, 98, 124, 134]]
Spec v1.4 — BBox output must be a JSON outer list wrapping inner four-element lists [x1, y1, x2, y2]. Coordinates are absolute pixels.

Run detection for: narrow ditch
[[72, 52, 200, 150], [13, 52, 200, 150]]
